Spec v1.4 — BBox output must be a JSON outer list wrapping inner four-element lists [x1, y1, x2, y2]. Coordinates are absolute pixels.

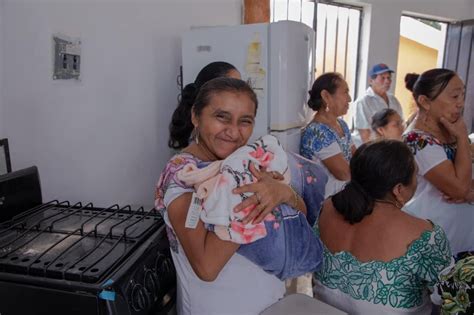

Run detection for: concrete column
[[243, 0, 270, 24]]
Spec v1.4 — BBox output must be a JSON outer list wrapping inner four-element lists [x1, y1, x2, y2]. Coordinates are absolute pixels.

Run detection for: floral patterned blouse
[[155, 153, 201, 253], [300, 118, 353, 197], [437, 254, 474, 315], [404, 130, 457, 161], [300, 118, 353, 162], [313, 223, 452, 314]]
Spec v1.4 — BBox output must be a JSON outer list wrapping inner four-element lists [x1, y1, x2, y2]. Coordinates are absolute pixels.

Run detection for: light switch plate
[[53, 34, 81, 80]]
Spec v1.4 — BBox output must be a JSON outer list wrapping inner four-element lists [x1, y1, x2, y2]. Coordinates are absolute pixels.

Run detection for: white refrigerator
[[182, 21, 315, 153]]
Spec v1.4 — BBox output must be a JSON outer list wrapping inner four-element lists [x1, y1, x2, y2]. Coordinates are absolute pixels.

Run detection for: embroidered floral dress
[[300, 118, 353, 198], [403, 130, 474, 255], [313, 223, 452, 314]]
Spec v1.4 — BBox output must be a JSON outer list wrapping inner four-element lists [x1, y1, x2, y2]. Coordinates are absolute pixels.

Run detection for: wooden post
[[243, 0, 270, 24]]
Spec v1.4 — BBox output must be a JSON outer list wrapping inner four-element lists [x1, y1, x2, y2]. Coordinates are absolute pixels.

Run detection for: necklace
[[374, 199, 402, 209]]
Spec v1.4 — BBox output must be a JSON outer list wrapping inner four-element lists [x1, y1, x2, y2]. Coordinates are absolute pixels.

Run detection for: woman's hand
[[440, 116, 468, 140], [442, 188, 474, 204], [442, 193, 466, 204], [232, 163, 292, 224]]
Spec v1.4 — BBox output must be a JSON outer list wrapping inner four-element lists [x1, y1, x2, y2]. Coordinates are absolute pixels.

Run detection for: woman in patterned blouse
[[314, 140, 452, 314], [300, 72, 356, 197], [402, 69, 474, 255]]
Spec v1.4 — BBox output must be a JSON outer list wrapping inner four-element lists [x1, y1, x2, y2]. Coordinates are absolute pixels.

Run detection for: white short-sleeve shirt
[[353, 87, 404, 136]]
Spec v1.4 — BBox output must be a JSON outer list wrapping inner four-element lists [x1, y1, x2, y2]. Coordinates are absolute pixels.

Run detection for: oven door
[[0, 280, 101, 315]]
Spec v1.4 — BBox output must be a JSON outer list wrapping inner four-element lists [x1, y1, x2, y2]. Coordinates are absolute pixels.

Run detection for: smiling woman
[[190, 89, 257, 160], [403, 68, 474, 255], [168, 61, 241, 150], [155, 77, 318, 315]]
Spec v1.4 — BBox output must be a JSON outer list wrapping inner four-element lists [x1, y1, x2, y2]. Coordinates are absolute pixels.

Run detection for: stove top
[[0, 200, 162, 283]]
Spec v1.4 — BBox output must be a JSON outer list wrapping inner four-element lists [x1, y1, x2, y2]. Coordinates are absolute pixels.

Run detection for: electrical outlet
[[53, 34, 81, 80]]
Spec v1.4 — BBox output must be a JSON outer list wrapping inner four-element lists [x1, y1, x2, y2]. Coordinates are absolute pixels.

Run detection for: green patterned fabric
[[438, 255, 474, 314], [314, 224, 452, 309]]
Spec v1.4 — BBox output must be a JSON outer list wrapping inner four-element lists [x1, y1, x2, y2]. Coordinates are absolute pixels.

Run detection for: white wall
[[2, 0, 241, 207], [346, 0, 474, 95]]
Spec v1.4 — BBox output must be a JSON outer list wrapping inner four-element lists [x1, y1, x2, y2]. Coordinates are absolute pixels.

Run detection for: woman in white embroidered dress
[[403, 68, 474, 255], [314, 140, 452, 314]]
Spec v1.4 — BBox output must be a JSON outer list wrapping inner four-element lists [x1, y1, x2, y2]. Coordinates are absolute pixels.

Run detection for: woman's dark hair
[[193, 77, 258, 118], [168, 61, 238, 149], [412, 68, 457, 107], [331, 140, 415, 224], [404, 73, 419, 92], [371, 108, 398, 132], [307, 72, 344, 111]]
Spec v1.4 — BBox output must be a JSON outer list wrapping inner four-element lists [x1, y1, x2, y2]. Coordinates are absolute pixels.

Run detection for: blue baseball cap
[[369, 63, 394, 77]]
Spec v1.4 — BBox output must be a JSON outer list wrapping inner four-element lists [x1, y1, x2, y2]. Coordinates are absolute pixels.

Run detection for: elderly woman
[[403, 68, 474, 255], [314, 140, 452, 314]]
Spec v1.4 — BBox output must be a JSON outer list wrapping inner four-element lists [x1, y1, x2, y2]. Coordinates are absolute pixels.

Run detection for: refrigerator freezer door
[[268, 21, 315, 131], [182, 24, 270, 141]]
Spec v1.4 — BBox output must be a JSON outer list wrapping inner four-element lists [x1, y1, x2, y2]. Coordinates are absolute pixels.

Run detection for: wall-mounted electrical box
[[53, 34, 81, 80]]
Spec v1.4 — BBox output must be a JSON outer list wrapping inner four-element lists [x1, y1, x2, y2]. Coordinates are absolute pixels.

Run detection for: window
[[271, 1, 362, 102]]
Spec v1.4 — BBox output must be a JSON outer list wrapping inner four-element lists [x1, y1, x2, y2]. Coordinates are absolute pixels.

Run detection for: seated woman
[[403, 68, 474, 255], [300, 72, 356, 197], [314, 140, 452, 314], [371, 108, 404, 140]]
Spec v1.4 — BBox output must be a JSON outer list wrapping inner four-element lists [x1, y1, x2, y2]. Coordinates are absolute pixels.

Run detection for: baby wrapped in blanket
[[177, 135, 325, 280]]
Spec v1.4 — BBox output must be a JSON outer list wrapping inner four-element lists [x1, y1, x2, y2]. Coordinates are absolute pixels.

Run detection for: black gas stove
[[0, 167, 176, 315]]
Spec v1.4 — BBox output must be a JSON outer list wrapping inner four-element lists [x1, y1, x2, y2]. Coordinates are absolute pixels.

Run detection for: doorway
[[394, 15, 448, 121]]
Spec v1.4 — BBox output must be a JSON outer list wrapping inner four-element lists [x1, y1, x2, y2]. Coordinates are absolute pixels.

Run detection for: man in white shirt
[[353, 63, 404, 143]]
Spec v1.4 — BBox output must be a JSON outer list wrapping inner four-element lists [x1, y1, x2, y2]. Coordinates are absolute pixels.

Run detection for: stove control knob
[[161, 257, 174, 274], [130, 283, 151, 312], [144, 268, 160, 301], [154, 253, 167, 273]]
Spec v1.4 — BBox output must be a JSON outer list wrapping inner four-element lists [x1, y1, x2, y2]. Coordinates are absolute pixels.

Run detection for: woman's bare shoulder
[[391, 211, 434, 241]]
